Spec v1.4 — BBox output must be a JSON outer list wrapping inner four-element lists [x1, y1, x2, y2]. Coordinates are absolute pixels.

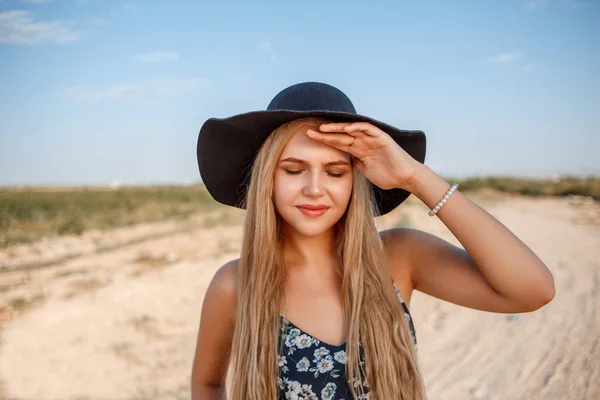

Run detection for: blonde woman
[[191, 82, 555, 399]]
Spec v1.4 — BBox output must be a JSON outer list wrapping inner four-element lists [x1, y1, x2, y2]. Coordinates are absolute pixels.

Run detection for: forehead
[[279, 124, 351, 162]]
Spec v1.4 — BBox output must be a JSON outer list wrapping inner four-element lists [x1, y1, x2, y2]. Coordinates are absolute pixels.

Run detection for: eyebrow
[[279, 157, 351, 167]]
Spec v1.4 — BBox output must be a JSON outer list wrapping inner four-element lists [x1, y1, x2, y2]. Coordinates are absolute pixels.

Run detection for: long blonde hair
[[227, 117, 426, 399]]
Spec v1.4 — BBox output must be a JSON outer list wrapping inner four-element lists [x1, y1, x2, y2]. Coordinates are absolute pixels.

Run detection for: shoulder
[[379, 227, 432, 261], [379, 227, 421, 263], [211, 258, 240, 291], [191, 259, 240, 387], [204, 259, 240, 321], [209, 259, 240, 297], [379, 228, 424, 304], [379, 227, 414, 248]]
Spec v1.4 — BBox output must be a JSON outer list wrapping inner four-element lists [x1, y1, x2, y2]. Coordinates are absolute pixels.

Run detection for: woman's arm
[[400, 164, 555, 313], [191, 259, 239, 399], [192, 385, 226, 400], [304, 121, 554, 313]]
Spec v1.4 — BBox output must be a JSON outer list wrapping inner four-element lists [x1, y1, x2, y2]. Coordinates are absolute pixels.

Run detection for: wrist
[[402, 164, 453, 209], [403, 163, 431, 194]]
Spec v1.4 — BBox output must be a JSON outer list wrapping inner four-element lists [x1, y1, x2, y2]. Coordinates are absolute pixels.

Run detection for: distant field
[[0, 185, 218, 247], [450, 175, 600, 200], [0, 176, 598, 247]]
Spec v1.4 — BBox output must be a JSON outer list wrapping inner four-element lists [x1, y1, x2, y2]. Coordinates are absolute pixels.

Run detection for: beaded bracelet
[[428, 183, 459, 217]]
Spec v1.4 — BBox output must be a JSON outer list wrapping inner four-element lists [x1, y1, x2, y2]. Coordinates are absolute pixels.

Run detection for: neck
[[282, 225, 337, 273]]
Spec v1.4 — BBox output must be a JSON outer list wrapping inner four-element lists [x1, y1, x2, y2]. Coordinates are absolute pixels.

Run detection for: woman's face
[[273, 124, 353, 238]]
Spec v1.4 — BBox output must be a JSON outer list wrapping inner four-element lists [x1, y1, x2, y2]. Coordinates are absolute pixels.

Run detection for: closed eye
[[283, 170, 345, 178]]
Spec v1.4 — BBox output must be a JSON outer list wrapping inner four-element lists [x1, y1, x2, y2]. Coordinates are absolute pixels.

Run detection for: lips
[[296, 204, 330, 217], [297, 204, 329, 210]]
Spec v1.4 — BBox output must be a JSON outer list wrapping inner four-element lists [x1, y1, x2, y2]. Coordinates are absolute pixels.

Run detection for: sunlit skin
[[191, 120, 556, 397], [273, 125, 353, 274]]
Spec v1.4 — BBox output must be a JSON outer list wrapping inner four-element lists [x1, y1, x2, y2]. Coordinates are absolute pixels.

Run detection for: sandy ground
[[0, 192, 598, 400]]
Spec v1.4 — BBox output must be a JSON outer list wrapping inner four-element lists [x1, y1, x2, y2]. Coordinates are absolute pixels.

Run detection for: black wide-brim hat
[[197, 82, 426, 216]]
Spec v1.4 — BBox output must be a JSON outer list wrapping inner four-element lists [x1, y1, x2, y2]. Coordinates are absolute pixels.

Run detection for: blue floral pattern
[[277, 282, 416, 399]]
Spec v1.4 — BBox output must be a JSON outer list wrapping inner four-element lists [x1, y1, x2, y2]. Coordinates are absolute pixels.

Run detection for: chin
[[291, 224, 335, 238], [280, 210, 342, 238]]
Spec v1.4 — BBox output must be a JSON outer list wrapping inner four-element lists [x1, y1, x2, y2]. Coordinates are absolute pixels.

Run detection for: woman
[[191, 82, 555, 399]]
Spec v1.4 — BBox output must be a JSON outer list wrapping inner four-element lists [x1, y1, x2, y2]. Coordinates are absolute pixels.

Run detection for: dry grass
[[4, 292, 46, 321], [110, 342, 143, 365], [0, 184, 217, 247], [131, 251, 179, 276], [53, 268, 88, 279], [63, 278, 108, 299], [453, 175, 600, 200], [1, 178, 597, 248], [130, 314, 167, 340]]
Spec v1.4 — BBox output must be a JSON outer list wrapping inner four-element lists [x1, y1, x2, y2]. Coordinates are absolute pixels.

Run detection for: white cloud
[[522, 63, 545, 73], [153, 77, 207, 97], [134, 51, 179, 64], [259, 40, 272, 51], [0, 10, 80, 45], [525, 0, 582, 11], [64, 77, 207, 101], [525, 0, 550, 11], [224, 67, 252, 84], [121, 2, 140, 14], [486, 51, 539, 73], [259, 40, 279, 62], [560, 0, 583, 8], [487, 51, 522, 64], [64, 84, 143, 101], [108, 2, 139, 17], [89, 17, 111, 27]]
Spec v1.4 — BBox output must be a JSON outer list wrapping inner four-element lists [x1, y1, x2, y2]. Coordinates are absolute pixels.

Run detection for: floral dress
[[277, 282, 417, 400]]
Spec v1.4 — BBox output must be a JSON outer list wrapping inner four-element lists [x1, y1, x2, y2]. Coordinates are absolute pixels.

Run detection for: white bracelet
[[428, 183, 459, 217]]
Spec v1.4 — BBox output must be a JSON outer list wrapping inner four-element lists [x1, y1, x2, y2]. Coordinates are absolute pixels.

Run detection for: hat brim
[[197, 110, 426, 216]]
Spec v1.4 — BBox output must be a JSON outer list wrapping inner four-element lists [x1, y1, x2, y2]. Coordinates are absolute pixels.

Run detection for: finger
[[342, 122, 382, 137], [318, 123, 355, 132], [319, 122, 380, 138], [306, 129, 355, 152], [318, 123, 370, 139], [340, 127, 368, 139]]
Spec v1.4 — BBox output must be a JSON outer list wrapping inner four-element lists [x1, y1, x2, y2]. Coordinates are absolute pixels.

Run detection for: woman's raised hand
[[306, 122, 421, 191]]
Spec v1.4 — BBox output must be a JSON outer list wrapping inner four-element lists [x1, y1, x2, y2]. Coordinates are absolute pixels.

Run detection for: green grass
[[0, 184, 219, 247], [9, 292, 46, 311], [0, 177, 597, 248], [448, 175, 600, 201]]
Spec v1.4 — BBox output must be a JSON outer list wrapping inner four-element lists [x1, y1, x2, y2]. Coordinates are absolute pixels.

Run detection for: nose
[[302, 170, 325, 197]]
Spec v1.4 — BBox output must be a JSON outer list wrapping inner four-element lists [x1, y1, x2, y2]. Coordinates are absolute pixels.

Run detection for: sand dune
[[1, 193, 598, 400]]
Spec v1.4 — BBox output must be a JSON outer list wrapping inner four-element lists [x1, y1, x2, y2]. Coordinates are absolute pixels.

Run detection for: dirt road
[[1, 194, 598, 399]]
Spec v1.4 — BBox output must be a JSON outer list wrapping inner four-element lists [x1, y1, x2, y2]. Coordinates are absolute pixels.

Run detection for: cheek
[[272, 171, 353, 209], [273, 172, 295, 209], [330, 177, 353, 206]]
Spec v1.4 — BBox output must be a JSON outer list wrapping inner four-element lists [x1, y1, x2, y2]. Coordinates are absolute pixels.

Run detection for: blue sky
[[0, 0, 598, 186]]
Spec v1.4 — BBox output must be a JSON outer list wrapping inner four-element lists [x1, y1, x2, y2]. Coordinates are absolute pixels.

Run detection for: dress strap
[[392, 281, 406, 304], [392, 280, 418, 350]]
